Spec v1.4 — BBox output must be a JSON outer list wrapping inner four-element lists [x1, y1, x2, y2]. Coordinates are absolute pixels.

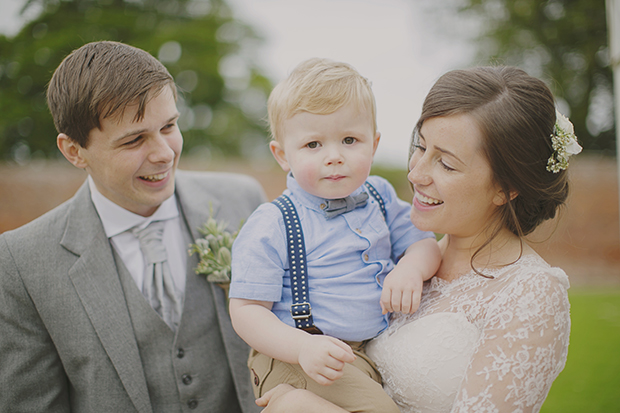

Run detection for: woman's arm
[[450, 268, 571, 412]]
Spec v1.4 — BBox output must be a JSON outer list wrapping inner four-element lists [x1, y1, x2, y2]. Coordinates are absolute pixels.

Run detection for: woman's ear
[[493, 187, 518, 206], [269, 140, 291, 172], [57, 133, 88, 169]]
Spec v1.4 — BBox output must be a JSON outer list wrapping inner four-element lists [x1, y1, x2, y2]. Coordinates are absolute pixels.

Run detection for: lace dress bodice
[[366, 254, 570, 413]]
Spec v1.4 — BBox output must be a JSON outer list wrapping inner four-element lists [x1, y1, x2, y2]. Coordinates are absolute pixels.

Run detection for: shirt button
[[182, 374, 192, 385], [355, 228, 362, 234], [364, 254, 369, 261], [320, 203, 326, 209], [187, 399, 198, 409], [176, 348, 185, 358]]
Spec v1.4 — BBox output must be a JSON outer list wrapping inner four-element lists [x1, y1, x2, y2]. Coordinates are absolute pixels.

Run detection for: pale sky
[[0, 0, 476, 167]]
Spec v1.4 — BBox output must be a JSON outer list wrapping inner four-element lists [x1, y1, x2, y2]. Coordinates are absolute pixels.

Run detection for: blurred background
[[0, 0, 618, 410]]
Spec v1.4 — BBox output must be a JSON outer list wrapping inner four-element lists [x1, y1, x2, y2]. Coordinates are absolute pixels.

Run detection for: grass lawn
[[541, 288, 620, 412]]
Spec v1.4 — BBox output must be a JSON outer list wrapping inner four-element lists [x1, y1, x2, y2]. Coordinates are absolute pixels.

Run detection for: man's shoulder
[[176, 170, 263, 194], [1, 196, 74, 245]]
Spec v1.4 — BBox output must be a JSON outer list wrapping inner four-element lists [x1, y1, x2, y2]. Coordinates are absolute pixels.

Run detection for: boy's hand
[[380, 267, 424, 314], [297, 335, 356, 386]]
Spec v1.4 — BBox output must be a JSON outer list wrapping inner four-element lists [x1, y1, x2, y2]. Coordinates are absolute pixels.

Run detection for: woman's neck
[[436, 228, 528, 282]]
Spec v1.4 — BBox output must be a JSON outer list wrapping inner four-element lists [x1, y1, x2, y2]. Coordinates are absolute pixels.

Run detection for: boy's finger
[[400, 291, 413, 313], [409, 292, 421, 314], [324, 357, 346, 372], [391, 291, 403, 313], [380, 288, 392, 314], [314, 369, 343, 386], [330, 339, 356, 363]]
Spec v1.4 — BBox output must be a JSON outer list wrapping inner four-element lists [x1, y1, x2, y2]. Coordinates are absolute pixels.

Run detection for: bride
[[258, 66, 574, 413]]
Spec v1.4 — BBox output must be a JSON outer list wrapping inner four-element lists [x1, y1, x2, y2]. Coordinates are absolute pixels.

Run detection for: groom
[[0, 41, 265, 412]]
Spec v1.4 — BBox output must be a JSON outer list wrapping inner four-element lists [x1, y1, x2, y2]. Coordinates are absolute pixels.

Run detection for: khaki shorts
[[248, 341, 400, 413]]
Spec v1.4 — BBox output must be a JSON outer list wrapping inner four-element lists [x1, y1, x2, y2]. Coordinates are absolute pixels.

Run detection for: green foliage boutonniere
[[189, 206, 241, 294]]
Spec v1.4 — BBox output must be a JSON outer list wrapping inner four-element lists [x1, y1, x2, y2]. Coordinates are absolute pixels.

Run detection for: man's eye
[[124, 136, 142, 146], [343, 137, 356, 145], [307, 142, 319, 149]]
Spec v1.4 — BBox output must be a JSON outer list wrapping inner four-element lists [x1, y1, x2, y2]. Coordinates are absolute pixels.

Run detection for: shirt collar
[[286, 172, 366, 212], [88, 176, 179, 238]]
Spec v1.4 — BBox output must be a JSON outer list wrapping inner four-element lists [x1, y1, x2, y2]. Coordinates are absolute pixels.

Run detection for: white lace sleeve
[[451, 267, 571, 413]]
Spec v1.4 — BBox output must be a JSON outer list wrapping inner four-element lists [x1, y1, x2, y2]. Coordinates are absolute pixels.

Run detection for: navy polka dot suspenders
[[271, 181, 386, 335]]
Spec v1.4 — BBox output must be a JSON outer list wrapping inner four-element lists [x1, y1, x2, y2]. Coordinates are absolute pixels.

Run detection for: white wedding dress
[[366, 254, 570, 413]]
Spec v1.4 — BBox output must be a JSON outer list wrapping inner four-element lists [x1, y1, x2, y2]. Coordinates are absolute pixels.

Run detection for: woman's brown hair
[[412, 66, 570, 270]]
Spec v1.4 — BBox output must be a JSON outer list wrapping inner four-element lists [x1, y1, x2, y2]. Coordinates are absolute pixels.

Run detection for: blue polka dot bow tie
[[321, 192, 369, 219]]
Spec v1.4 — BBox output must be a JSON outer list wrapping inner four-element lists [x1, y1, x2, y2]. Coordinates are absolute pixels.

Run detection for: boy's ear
[[372, 132, 381, 155], [57, 133, 88, 169], [269, 140, 290, 172]]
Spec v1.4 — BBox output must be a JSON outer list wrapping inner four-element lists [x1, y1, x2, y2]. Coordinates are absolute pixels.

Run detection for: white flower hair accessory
[[546, 109, 582, 173]]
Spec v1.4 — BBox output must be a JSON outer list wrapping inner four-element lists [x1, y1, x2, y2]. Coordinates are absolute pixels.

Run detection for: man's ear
[[269, 140, 290, 172], [57, 133, 87, 169]]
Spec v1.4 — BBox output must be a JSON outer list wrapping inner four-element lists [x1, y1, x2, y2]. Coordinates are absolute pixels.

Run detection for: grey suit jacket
[[0, 170, 266, 413]]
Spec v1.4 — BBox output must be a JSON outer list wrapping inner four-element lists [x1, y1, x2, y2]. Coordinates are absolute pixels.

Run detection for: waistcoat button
[[187, 399, 198, 409], [182, 374, 192, 385], [176, 348, 185, 358]]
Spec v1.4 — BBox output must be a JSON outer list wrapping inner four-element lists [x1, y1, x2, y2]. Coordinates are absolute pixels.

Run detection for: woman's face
[[407, 114, 506, 239]]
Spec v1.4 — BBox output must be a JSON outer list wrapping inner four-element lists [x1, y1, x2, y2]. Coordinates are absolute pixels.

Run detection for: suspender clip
[[290, 302, 312, 319]]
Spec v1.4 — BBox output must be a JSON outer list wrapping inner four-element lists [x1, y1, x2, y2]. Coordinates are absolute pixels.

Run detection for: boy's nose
[[325, 147, 344, 165]]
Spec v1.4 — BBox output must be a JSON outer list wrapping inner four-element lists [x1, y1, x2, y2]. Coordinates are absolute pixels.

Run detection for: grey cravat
[[132, 220, 182, 331]]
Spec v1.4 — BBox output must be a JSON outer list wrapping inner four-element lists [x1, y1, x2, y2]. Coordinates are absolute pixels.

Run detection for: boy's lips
[[324, 175, 346, 181]]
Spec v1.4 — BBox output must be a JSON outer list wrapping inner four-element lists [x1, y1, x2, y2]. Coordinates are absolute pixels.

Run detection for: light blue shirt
[[229, 173, 435, 341]]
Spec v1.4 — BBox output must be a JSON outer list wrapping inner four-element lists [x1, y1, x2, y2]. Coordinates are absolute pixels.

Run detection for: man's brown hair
[[47, 41, 176, 148]]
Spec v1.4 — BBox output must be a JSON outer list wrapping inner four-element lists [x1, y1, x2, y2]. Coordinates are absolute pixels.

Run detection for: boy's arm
[[229, 298, 356, 386], [380, 237, 441, 314]]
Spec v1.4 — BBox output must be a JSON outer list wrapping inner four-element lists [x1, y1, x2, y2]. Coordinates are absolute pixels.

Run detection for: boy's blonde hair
[[267, 58, 377, 141]]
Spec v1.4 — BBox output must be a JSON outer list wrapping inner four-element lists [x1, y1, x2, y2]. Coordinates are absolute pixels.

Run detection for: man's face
[[76, 86, 183, 216]]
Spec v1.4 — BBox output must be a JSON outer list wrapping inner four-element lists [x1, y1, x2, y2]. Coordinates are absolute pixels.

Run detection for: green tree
[[456, 0, 613, 152], [0, 0, 272, 162]]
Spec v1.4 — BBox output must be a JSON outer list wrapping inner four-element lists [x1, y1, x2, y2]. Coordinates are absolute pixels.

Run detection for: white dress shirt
[[88, 176, 187, 299]]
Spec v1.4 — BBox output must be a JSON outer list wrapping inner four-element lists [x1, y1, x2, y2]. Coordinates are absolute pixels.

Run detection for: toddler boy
[[229, 58, 441, 413]]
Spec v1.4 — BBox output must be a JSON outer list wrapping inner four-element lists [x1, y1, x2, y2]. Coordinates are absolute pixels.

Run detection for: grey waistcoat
[[114, 219, 241, 413]]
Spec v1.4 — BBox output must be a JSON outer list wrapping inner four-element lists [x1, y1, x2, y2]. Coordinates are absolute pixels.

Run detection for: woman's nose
[[408, 154, 431, 186]]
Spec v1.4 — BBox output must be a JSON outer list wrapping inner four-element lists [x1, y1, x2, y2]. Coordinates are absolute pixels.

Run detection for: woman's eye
[[413, 144, 426, 152], [343, 137, 356, 145], [307, 141, 319, 149], [440, 161, 455, 172]]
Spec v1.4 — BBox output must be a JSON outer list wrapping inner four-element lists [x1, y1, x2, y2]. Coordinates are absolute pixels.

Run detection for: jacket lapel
[[175, 172, 221, 242], [61, 184, 152, 413]]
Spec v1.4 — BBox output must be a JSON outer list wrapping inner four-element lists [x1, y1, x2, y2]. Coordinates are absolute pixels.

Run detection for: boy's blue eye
[[343, 137, 356, 145], [307, 142, 319, 149]]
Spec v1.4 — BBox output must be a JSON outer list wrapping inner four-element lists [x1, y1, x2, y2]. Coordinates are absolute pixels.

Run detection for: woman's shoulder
[[507, 253, 570, 290]]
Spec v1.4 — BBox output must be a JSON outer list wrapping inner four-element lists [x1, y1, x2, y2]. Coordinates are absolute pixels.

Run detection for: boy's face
[[270, 102, 380, 199], [63, 86, 183, 217]]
